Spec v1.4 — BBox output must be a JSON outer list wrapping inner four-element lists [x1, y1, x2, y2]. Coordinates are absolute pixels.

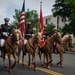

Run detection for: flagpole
[[23, 0, 26, 55], [39, 1, 45, 47], [19, 0, 26, 55], [57, 16, 59, 31]]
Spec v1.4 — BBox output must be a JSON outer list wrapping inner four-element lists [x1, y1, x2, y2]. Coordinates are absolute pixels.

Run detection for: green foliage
[[10, 9, 39, 30], [52, 0, 71, 22], [52, 0, 75, 36], [33, 30, 38, 34], [25, 9, 39, 28], [46, 23, 55, 36]]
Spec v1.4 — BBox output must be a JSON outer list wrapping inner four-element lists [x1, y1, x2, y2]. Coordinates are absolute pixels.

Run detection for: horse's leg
[[3, 52, 7, 68], [17, 48, 21, 63], [43, 53, 46, 64], [7, 53, 12, 73], [22, 45, 26, 65], [46, 53, 52, 69], [45, 53, 50, 69], [22, 50, 25, 65], [56, 45, 64, 68], [22, 55, 25, 65], [57, 52, 63, 68], [12, 53, 16, 69], [39, 52, 43, 65], [28, 53, 31, 69], [2, 46, 7, 68], [33, 52, 37, 71], [48, 53, 53, 64]]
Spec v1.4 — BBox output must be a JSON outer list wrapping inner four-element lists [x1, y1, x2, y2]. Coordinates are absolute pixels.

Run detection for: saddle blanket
[[0, 39, 5, 47]]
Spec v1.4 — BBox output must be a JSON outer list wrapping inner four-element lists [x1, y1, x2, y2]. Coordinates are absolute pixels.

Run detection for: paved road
[[0, 52, 75, 75]]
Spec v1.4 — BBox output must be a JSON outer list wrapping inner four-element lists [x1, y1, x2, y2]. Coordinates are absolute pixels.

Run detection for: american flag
[[20, 0, 25, 37]]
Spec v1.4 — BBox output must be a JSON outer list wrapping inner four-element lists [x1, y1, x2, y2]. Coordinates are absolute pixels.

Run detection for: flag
[[39, 2, 44, 47], [57, 16, 59, 30], [20, 0, 25, 37], [19, 0, 25, 44]]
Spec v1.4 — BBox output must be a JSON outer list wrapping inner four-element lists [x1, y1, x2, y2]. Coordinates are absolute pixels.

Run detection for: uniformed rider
[[0, 18, 11, 57], [52, 28, 61, 54]]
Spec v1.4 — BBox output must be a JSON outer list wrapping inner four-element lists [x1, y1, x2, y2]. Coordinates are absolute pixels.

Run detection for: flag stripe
[[39, 2, 44, 47], [19, 0, 25, 37]]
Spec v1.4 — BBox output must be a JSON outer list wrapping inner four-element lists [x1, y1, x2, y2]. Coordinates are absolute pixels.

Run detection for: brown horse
[[3, 29, 22, 73], [62, 34, 74, 51], [18, 32, 41, 71], [39, 32, 64, 69]]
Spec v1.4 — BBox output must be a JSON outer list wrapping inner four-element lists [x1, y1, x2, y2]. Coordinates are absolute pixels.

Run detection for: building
[[43, 15, 65, 28], [43, 15, 75, 44]]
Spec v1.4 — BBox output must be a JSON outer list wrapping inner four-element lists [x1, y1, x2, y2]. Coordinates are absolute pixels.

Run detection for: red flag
[[19, 0, 25, 44], [39, 2, 44, 47]]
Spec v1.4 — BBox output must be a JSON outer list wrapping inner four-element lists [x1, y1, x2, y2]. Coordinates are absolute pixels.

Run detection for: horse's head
[[68, 34, 73, 46], [32, 32, 41, 45], [51, 32, 62, 44], [62, 34, 73, 46], [12, 29, 22, 45]]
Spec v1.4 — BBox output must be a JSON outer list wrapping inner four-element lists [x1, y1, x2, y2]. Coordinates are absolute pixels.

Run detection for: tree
[[52, 0, 71, 22], [25, 9, 39, 28], [46, 23, 55, 36], [52, 0, 75, 35], [10, 9, 39, 30]]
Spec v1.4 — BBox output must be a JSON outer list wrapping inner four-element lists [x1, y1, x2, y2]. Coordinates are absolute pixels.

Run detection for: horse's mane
[[31, 32, 41, 43], [32, 32, 41, 39], [48, 33, 56, 42], [62, 34, 73, 41], [11, 29, 22, 44], [49, 32, 61, 40]]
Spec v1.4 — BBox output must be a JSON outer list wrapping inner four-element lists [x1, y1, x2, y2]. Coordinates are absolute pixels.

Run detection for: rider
[[25, 22, 33, 39], [0, 18, 11, 57], [44, 26, 48, 39], [52, 28, 58, 53], [26, 22, 33, 34]]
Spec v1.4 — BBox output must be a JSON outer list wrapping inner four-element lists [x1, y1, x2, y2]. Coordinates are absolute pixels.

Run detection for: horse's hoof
[[34, 68, 37, 71], [51, 63, 53, 65], [17, 61, 19, 63], [61, 65, 63, 68], [41, 64, 43, 66], [28, 66, 31, 69], [44, 62, 46, 64], [41, 62, 44, 66], [22, 63, 24, 66], [57, 63, 59, 65], [47, 66, 50, 69], [9, 70, 12, 73], [4, 65, 7, 68]]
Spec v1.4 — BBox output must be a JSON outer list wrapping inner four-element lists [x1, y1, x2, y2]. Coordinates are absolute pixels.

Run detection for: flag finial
[[40, 1, 42, 4]]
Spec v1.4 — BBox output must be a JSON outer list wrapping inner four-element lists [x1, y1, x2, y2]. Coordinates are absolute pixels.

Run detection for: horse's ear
[[13, 28, 15, 31], [18, 27, 20, 30]]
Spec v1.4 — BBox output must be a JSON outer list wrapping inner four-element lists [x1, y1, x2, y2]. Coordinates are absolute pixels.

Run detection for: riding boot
[[0, 47, 4, 58], [2, 46, 6, 59], [23, 45, 26, 55], [53, 45, 56, 53], [55, 48, 59, 54]]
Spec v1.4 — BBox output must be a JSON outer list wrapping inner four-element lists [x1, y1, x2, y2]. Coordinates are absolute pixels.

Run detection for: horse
[[38, 32, 64, 69], [18, 32, 41, 71], [62, 33, 74, 52], [1, 29, 22, 73]]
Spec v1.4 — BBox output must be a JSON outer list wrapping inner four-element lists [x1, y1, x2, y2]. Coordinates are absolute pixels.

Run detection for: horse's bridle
[[6, 41, 17, 53], [28, 40, 38, 51], [45, 40, 52, 52]]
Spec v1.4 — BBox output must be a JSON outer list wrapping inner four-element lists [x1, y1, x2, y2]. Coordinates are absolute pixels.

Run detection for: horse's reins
[[6, 41, 17, 53], [45, 41, 52, 51], [28, 40, 38, 51]]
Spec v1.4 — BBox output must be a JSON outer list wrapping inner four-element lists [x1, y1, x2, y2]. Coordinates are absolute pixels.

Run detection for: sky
[[0, 0, 55, 24]]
